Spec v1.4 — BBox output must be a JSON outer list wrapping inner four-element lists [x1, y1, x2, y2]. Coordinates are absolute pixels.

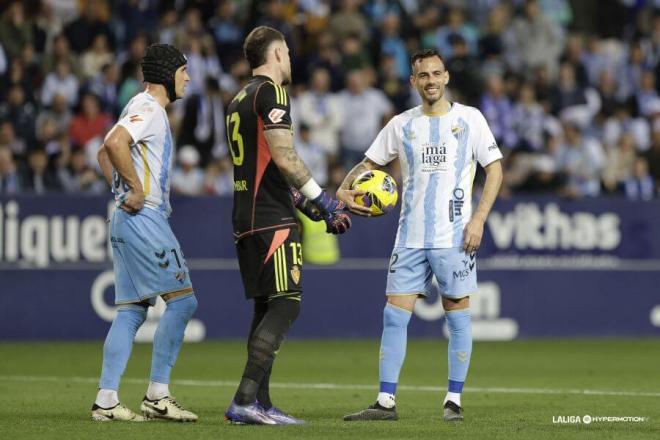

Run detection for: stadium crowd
[[0, 0, 659, 200]]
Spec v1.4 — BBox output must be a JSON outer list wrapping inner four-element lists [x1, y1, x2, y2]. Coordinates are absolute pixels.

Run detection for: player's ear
[[409, 74, 415, 87], [444, 70, 450, 85]]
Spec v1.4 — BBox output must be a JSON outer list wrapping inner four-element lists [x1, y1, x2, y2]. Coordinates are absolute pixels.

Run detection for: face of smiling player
[[410, 55, 449, 106], [174, 65, 190, 98]]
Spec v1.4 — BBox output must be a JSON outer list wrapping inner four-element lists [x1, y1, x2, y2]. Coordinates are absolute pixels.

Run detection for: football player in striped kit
[[339, 49, 503, 422]]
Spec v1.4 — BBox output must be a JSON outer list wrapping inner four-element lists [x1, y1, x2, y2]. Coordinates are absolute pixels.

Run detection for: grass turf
[[0, 339, 658, 439]]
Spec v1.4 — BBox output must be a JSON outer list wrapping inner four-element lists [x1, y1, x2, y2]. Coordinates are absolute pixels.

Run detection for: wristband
[[299, 178, 323, 200]]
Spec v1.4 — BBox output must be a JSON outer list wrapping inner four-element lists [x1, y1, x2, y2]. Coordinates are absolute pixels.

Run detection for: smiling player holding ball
[[338, 49, 503, 422]]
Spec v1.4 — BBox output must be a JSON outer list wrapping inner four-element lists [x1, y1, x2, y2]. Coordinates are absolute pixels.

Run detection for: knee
[[445, 309, 471, 334], [117, 304, 148, 327], [166, 293, 198, 319], [383, 303, 412, 328]]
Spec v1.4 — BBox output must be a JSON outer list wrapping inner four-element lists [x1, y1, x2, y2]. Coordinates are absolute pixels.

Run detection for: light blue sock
[[99, 304, 147, 390], [446, 309, 472, 393], [150, 294, 198, 384], [379, 303, 412, 394]]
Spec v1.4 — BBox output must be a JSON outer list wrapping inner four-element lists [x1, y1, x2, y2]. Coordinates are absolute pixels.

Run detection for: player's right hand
[[119, 190, 145, 215], [336, 188, 372, 216]]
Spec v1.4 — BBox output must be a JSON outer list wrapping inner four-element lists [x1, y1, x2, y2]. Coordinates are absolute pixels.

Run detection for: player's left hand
[[336, 188, 372, 216], [463, 218, 484, 253]]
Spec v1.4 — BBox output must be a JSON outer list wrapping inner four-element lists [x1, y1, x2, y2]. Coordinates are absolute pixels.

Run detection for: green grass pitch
[[0, 339, 658, 439]]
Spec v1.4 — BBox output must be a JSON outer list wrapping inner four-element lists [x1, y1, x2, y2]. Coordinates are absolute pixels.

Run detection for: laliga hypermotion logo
[[90, 270, 206, 342]]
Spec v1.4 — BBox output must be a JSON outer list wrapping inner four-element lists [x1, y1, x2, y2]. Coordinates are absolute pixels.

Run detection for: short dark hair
[[410, 49, 445, 72], [243, 26, 285, 69]]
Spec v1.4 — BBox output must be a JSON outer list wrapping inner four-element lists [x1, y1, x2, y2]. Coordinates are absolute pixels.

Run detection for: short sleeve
[[116, 100, 159, 145], [365, 118, 400, 166], [255, 82, 292, 130], [471, 109, 503, 167]]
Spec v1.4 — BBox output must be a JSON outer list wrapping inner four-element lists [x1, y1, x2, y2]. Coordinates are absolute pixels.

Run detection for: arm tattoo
[[273, 145, 313, 188], [339, 159, 379, 190]]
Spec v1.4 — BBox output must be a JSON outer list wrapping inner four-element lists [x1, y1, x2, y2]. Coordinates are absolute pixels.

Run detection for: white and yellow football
[[351, 170, 398, 216]]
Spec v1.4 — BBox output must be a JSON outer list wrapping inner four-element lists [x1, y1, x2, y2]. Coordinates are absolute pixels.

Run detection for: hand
[[336, 188, 372, 216], [290, 187, 323, 222], [325, 211, 352, 234], [463, 217, 484, 253], [119, 190, 145, 215], [311, 190, 344, 216]]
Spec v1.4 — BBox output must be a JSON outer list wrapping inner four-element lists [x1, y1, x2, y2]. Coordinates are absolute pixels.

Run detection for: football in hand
[[351, 170, 398, 216]]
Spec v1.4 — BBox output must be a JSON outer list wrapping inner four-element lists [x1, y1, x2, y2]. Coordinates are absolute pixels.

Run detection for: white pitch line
[[0, 375, 659, 398]]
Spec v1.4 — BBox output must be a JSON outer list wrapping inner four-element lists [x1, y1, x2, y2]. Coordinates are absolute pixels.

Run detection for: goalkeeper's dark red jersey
[[226, 75, 298, 240]]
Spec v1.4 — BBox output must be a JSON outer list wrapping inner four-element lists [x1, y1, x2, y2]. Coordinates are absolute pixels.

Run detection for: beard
[[421, 87, 443, 105]]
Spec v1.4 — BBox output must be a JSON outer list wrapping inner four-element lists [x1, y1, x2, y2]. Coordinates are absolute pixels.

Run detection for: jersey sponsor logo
[[488, 142, 498, 151], [129, 115, 143, 123], [268, 108, 287, 124], [449, 188, 464, 222], [421, 143, 448, 172]]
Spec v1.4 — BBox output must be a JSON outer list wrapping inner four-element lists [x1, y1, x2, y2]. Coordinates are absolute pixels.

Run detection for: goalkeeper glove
[[290, 187, 323, 222], [311, 190, 352, 235]]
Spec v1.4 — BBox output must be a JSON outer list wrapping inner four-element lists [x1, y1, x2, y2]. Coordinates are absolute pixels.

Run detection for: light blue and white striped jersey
[[113, 92, 174, 216], [365, 103, 502, 248]]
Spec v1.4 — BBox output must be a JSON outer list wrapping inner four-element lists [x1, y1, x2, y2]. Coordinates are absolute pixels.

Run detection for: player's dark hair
[[243, 26, 285, 69], [410, 49, 445, 72]]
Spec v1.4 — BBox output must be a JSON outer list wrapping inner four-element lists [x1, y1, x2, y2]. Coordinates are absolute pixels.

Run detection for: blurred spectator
[[89, 63, 121, 116], [42, 33, 82, 80], [41, 60, 79, 108], [646, 129, 660, 186], [602, 132, 637, 193], [172, 145, 204, 196], [481, 74, 517, 149], [296, 67, 343, 157], [156, 9, 178, 46], [329, 0, 369, 43], [376, 13, 409, 81], [340, 33, 371, 72], [338, 69, 393, 169], [558, 122, 605, 197], [446, 34, 481, 106], [68, 93, 111, 149], [209, 0, 244, 68], [435, 7, 478, 58], [511, 83, 546, 152], [296, 124, 328, 186], [0, 121, 25, 158], [0, 84, 37, 146], [505, 0, 564, 78], [307, 33, 343, 91], [0, 147, 20, 194], [179, 77, 226, 167], [377, 54, 411, 114], [59, 147, 106, 194], [81, 34, 113, 79], [624, 156, 655, 200], [617, 40, 649, 101], [602, 103, 650, 152], [549, 62, 589, 115], [36, 93, 72, 137], [64, 0, 114, 53], [204, 157, 233, 196], [635, 70, 659, 118], [116, 0, 158, 46], [0, 2, 33, 59], [21, 148, 62, 193]]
